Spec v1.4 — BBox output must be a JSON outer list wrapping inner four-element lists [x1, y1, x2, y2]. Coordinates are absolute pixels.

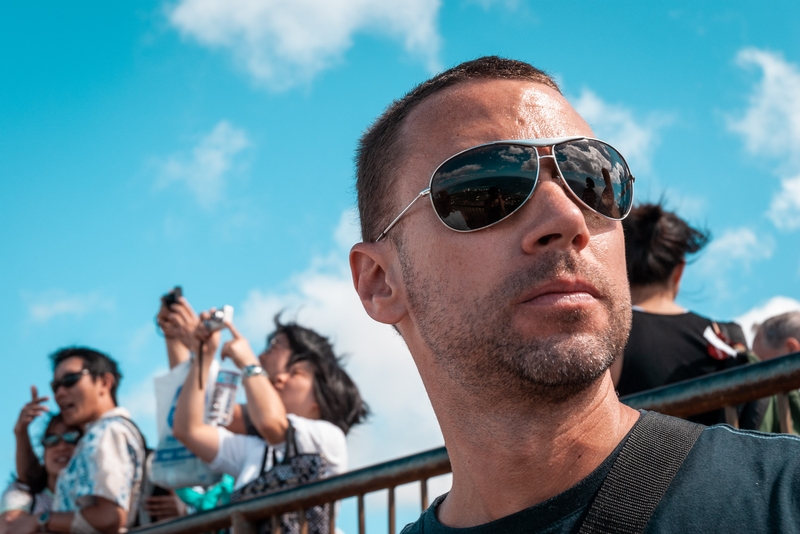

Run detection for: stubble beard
[[398, 241, 632, 405]]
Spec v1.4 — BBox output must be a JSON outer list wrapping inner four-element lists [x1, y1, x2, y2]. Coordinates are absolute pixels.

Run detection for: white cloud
[[728, 48, 800, 162], [572, 89, 667, 174], [728, 49, 800, 232], [697, 227, 774, 274], [768, 174, 800, 230], [235, 210, 445, 484], [25, 290, 115, 323], [735, 296, 800, 347], [167, 0, 442, 90], [156, 121, 251, 209]]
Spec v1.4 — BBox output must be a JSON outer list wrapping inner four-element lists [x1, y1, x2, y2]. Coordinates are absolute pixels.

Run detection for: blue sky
[[2, 1, 800, 531]]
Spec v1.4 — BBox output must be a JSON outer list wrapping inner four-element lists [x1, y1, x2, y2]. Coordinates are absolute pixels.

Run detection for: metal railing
[[131, 351, 800, 534]]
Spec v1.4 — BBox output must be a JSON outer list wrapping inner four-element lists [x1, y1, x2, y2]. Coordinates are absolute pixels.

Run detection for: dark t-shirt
[[401, 414, 800, 534], [618, 310, 755, 426]]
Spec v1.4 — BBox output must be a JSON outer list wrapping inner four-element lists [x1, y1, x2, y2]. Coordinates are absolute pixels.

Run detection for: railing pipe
[[621, 351, 800, 417], [133, 447, 450, 534]]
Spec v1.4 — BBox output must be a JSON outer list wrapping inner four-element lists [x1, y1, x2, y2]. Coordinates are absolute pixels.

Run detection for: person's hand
[[162, 298, 201, 353], [14, 387, 49, 438], [194, 309, 223, 364], [220, 322, 259, 370], [144, 494, 185, 522], [6, 513, 36, 534]]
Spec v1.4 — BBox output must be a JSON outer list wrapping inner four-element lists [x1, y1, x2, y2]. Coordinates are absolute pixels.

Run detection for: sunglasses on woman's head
[[50, 368, 91, 393], [375, 137, 635, 242], [41, 431, 81, 448]]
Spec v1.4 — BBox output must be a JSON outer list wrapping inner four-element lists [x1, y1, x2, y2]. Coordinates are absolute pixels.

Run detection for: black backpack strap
[[578, 411, 704, 534]]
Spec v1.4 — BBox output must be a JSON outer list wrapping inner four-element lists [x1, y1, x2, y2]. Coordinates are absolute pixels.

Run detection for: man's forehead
[[397, 79, 592, 191], [55, 356, 84, 376]]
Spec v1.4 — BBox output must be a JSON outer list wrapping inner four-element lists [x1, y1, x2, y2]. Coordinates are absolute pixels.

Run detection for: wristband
[[36, 511, 50, 533], [242, 364, 268, 379]]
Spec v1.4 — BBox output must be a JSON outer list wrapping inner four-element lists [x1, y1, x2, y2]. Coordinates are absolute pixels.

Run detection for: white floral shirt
[[54, 407, 144, 529]]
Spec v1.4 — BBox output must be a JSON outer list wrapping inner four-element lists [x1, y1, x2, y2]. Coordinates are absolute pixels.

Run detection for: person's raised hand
[[14, 386, 49, 438], [163, 298, 201, 353], [144, 494, 185, 522], [220, 322, 259, 370]]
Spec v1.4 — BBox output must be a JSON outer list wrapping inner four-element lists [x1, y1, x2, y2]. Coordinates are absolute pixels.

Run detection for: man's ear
[[786, 337, 800, 354], [99, 372, 116, 397], [350, 242, 407, 325]]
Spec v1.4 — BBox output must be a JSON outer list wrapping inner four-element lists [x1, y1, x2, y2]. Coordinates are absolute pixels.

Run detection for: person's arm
[[172, 312, 222, 463], [157, 299, 198, 369], [7, 497, 124, 534], [14, 387, 48, 486], [0, 511, 25, 534], [221, 323, 288, 445]]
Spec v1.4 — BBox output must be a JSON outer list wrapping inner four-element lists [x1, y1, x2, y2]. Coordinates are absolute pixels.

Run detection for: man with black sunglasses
[[350, 56, 800, 533], [13, 347, 145, 534]]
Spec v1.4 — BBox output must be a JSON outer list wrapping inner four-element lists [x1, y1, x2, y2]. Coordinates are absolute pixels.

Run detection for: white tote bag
[[149, 360, 223, 488]]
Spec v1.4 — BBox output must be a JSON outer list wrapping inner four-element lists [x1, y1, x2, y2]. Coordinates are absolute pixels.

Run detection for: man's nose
[[518, 155, 591, 253]]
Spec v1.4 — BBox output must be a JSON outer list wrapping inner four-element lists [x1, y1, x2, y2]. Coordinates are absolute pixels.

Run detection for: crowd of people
[[0, 295, 368, 534], [3, 56, 800, 533]]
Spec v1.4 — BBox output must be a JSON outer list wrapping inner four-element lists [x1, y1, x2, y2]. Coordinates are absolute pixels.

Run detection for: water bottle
[[207, 370, 241, 426]]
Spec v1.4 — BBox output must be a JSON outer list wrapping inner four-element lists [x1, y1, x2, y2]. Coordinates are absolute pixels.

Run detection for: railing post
[[420, 478, 429, 510], [358, 494, 366, 534], [778, 393, 794, 434], [298, 509, 308, 534], [388, 486, 396, 534], [724, 405, 739, 428], [231, 512, 257, 534], [327, 502, 336, 534]]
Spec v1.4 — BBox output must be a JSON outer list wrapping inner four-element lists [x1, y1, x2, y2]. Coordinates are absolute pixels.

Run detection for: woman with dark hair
[[169, 305, 368, 533], [1, 397, 81, 534], [612, 202, 763, 427]]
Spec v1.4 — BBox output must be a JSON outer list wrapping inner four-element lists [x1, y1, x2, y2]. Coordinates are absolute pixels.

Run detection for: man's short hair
[[270, 316, 369, 435], [356, 56, 561, 242], [758, 311, 800, 350], [50, 346, 122, 406]]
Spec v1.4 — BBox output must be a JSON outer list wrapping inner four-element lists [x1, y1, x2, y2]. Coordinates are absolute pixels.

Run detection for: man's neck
[[82, 402, 120, 431], [630, 285, 685, 315], [434, 374, 639, 528]]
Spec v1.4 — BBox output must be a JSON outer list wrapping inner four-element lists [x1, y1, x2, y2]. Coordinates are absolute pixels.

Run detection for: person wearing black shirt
[[612, 203, 765, 428]]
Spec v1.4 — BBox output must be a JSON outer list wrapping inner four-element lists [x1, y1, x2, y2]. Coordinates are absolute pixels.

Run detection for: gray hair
[[759, 311, 800, 349]]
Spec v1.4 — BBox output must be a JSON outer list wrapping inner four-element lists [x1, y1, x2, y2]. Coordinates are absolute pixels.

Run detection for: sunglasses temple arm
[[374, 188, 431, 242]]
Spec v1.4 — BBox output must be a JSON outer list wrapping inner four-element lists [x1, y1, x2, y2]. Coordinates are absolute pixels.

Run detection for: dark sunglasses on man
[[50, 368, 91, 393], [375, 136, 635, 241], [41, 431, 82, 448]]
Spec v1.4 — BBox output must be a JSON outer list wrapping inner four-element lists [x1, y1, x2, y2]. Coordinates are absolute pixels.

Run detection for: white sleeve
[[288, 415, 348, 477], [208, 427, 264, 478], [0, 482, 33, 514]]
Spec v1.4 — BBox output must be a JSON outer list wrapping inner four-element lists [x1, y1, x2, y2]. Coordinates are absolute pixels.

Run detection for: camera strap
[[577, 411, 704, 534]]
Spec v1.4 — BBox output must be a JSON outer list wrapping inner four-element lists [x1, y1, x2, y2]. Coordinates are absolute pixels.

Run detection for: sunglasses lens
[[430, 144, 539, 231], [42, 435, 59, 447], [62, 431, 81, 444], [553, 139, 634, 219]]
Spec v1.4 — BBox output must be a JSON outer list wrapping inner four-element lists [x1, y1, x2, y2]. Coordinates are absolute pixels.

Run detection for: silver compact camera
[[203, 305, 234, 332]]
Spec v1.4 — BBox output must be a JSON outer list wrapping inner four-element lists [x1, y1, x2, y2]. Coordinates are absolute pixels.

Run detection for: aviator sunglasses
[[375, 137, 635, 242], [41, 431, 81, 448], [50, 368, 91, 393]]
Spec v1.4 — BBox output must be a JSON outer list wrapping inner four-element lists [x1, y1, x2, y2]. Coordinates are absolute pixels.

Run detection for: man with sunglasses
[[14, 348, 145, 534], [350, 56, 800, 533]]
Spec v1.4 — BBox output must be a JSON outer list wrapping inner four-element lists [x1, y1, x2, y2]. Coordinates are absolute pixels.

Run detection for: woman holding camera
[[168, 302, 368, 532]]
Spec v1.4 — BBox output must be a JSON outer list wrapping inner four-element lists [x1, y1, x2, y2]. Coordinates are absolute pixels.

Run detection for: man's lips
[[519, 279, 602, 306]]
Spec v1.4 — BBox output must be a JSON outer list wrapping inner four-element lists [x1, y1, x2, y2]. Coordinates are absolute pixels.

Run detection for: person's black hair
[[269, 316, 369, 435], [50, 346, 122, 405], [23, 413, 81, 495], [622, 202, 710, 287]]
